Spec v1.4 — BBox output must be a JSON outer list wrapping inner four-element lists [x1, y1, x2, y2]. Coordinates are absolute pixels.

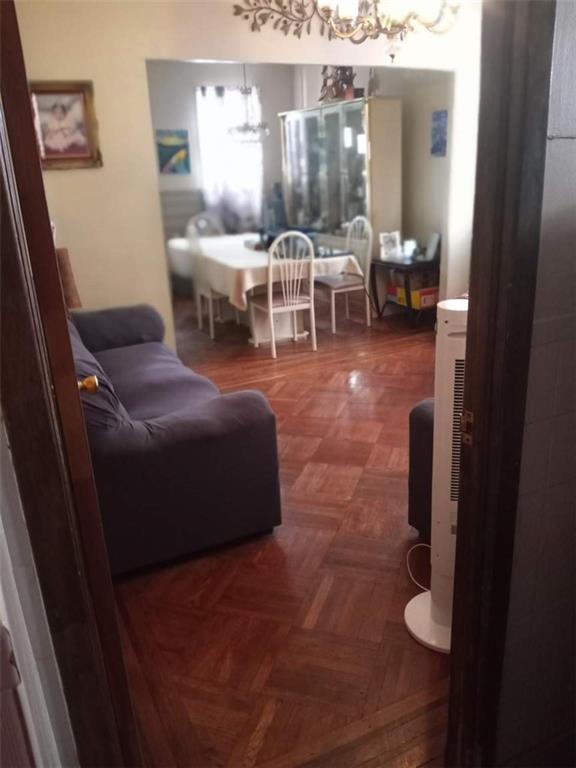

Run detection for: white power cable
[[406, 542, 431, 591]]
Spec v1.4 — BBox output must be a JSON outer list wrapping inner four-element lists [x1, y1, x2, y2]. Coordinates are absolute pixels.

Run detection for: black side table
[[370, 258, 440, 324]]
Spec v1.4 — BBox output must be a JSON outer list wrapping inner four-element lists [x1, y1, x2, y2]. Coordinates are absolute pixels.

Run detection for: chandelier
[[233, 1, 460, 48], [228, 64, 270, 142]]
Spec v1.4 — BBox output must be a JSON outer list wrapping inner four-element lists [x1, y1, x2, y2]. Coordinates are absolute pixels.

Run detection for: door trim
[[447, 1, 557, 765], [1, 1, 141, 764]]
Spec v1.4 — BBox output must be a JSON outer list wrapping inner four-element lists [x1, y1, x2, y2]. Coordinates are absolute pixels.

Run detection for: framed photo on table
[[379, 231, 402, 260], [30, 81, 102, 169]]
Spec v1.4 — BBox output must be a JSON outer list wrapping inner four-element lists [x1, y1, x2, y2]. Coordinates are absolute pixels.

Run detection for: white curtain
[[195, 85, 264, 231]]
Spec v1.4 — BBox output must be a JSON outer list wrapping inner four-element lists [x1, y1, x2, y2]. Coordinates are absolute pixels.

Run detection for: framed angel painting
[[30, 81, 102, 169]]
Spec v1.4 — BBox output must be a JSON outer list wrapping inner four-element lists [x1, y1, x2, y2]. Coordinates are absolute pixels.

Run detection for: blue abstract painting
[[431, 110, 448, 157], [156, 129, 191, 174]]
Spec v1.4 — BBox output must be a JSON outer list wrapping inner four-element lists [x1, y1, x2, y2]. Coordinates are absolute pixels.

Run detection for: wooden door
[[446, 1, 558, 765], [0, 1, 141, 765]]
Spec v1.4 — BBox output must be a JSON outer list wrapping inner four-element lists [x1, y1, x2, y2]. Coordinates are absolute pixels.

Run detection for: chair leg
[[330, 291, 336, 334], [196, 291, 203, 331], [249, 302, 259, 347], [310, 304, 317, 352], [208, 293, 215, 340], [365, 291, 372, 328], [235, 309, 240, 325], [345, 292, 350, 320], [269, 312, 277, 359], [292, 311, 297, 341]]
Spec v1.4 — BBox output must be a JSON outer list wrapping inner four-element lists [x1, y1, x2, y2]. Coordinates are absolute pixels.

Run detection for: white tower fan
[[404, 298, 469, 654]]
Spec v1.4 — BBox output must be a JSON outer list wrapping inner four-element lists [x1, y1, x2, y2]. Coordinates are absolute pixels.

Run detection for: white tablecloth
[[192, 234, 363, 311], [166, 237, 196, 279]]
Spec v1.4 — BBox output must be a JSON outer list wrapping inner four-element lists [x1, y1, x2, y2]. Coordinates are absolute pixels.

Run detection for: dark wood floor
[[116, 295, 449, 768]]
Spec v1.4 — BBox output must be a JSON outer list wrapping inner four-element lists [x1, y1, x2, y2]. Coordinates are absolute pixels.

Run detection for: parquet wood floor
[[117, 295, 449, 768]]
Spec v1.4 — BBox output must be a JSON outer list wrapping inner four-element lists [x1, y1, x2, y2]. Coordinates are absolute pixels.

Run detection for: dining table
[[192, 233, 363, 312]]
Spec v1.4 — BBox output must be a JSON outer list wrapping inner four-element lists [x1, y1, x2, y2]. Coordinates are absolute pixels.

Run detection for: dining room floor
[[116, 293, 450, 768]]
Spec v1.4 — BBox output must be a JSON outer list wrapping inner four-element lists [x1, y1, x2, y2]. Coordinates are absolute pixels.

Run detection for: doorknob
[[77, 375, 99, 393]]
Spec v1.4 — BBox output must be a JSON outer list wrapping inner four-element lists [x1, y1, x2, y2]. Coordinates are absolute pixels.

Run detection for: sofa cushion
[[94, 341, 219, 420], [68, 321, 130, 430]]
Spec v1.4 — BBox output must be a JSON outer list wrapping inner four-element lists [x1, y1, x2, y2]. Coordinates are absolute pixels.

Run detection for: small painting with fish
[[156, 129, 191, 174]]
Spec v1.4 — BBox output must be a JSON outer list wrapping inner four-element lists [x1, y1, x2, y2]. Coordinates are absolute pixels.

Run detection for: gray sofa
[[70, 304, 281, 575]]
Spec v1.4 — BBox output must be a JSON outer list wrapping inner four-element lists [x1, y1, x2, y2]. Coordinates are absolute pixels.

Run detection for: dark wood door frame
[[447, 1, 557, 765], [1, 1, 141, 765]]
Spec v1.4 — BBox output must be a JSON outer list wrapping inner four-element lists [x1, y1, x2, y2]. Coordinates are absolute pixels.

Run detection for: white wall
[[16, 0, 480, 330], [147, 60, 294, 195], [0, 419, 77, 767]]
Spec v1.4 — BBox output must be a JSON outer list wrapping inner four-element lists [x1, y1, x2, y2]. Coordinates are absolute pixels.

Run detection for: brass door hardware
[[77, 375, 99, 393]]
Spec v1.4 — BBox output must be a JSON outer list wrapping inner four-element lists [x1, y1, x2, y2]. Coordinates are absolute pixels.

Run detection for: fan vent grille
[[450, 359, 466, 502]]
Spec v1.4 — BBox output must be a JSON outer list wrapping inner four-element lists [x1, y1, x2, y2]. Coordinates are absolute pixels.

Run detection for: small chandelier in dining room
[[233, 1, 460, 58], [229, 64, 271, 142]]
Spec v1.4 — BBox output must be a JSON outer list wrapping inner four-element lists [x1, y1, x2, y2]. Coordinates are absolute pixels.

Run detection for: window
[[195, 85, 264, 231]]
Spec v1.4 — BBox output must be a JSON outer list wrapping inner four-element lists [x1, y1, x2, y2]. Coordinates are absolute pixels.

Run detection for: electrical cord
[[337, 266, 410, 320], [406, 542, 431, 591], [339, 271, 381, 316]]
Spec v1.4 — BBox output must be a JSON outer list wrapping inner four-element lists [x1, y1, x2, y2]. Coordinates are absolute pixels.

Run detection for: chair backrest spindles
[[346, 215, 373, 286], [268, 231, 315, 308]]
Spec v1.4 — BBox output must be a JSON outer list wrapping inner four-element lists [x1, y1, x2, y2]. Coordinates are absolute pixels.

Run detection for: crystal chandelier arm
[[316, 6, 368, 42], [374, 0, 460, 34], [417, 1, 460, 34]]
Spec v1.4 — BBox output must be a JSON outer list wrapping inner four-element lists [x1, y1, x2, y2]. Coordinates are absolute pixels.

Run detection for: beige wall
[[16, 0, 481, 338], [402, 77, 453, 250]]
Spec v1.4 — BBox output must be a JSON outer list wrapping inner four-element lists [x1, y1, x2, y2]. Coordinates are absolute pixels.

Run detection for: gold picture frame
[[30, 80, 103, 170]]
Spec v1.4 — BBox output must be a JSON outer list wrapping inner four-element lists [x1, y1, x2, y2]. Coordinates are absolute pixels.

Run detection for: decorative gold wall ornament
[[233, 1, 459, 51]]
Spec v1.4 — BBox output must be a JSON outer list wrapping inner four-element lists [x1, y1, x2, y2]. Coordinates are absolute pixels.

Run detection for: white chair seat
[[315, 273, 364, 291], [251, 292, 312, 310]]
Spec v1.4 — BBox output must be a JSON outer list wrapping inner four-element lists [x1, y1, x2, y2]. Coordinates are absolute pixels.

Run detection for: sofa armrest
[[95, 390, 275, 461], [71, 304, 165, 352], [89, 390, 281, 573]]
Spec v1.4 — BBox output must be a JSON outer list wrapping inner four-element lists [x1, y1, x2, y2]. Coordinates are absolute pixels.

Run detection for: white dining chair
[[249, 231, 317, 360], [315, 215, 374, 334], [187, 212, 237, 339], [186, 211, 225, 239]]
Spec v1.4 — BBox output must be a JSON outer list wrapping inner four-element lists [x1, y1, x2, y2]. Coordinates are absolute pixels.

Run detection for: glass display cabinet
[[280, 98, 402, 250]]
